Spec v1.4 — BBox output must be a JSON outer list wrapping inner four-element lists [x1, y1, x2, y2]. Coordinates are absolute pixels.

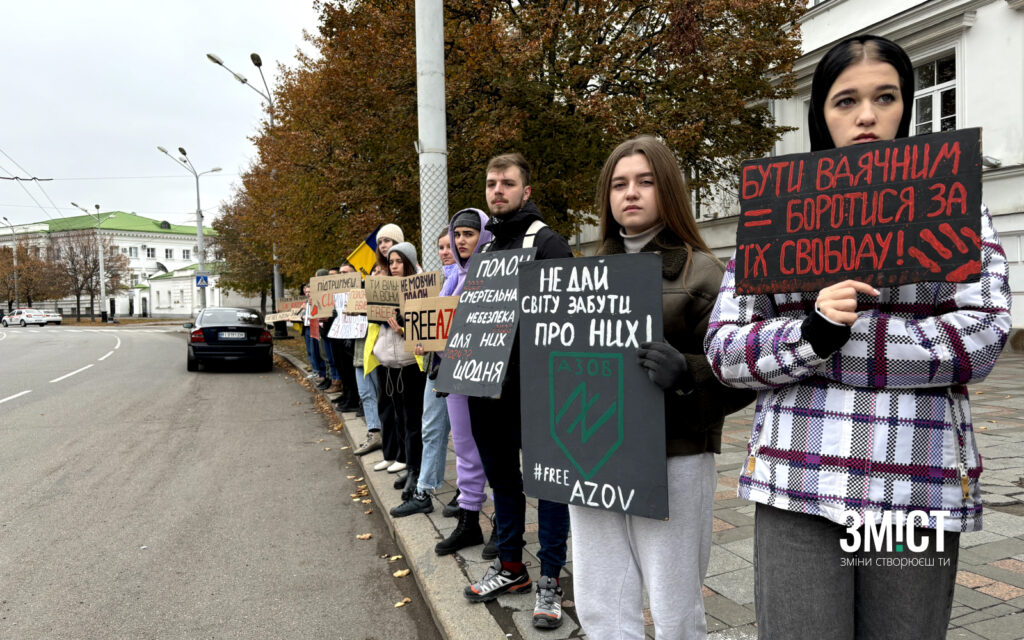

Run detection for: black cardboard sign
[[735, 128, 982, 294], [519, 254, 668, 519], [434, 248, 536, 398]]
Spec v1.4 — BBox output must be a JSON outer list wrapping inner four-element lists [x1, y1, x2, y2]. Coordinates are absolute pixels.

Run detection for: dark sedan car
[[184, 307, 273, 372]]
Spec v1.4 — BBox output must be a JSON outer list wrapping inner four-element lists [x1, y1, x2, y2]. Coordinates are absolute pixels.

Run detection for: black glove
[[435, 391, 449, 398], [637, 341, 695, 395]]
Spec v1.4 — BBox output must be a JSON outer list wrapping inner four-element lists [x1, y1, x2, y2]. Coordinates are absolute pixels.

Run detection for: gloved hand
[[637, 341, 694, 394]]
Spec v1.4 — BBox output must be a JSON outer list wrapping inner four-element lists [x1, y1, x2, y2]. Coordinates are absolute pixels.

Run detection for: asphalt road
[[0, 324, 442, 640]]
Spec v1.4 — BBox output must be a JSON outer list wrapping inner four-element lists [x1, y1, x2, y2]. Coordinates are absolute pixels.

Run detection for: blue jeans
[[417, 382, 450, 493], [354, 365, 381, 432], [304, 330, 326, 377]]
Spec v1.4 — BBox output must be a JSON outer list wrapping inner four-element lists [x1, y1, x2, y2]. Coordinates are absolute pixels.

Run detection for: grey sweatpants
[[570, 453, 716, 640]]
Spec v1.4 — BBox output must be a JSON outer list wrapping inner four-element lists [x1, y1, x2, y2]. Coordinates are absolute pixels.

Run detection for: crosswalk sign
[[196, 275, 209, 287]]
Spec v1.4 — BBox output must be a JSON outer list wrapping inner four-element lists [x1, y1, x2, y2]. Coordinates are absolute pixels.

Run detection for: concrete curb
[[273, 348, 508, 640]]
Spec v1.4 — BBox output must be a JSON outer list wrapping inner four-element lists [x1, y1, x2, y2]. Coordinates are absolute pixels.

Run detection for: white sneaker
[[374, 459, 393, 472], [386, 461, 407, 474]]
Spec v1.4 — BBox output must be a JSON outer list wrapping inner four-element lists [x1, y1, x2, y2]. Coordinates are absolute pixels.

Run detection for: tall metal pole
[[156, 147, 220, 311], [1, 217, 18, 309], [206, 52, 284, 313], [192, 171, 207, 309], [72, 202, 113, 320], [415, 0, 449, 272]]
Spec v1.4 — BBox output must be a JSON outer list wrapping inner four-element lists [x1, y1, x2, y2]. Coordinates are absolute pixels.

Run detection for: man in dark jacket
[[464, 153, 571, 630]]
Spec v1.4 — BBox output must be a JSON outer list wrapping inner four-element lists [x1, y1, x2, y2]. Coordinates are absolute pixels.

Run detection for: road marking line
[[67, 329, 82, 333], [115, 336, 121, 349], [0, 390, 32, 404], [50, 364, 93, 383], [98, 351, 114, 361]]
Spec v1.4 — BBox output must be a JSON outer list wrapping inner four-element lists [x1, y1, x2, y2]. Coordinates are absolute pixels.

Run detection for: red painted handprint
[[907, 222, 982, 282]]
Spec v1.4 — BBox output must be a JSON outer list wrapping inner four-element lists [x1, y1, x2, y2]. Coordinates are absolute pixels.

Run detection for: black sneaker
[[463, 558, 531, 603], [390, 492, 433, 518], [532, 576, 563, 628], [481, 513, 498, 560]]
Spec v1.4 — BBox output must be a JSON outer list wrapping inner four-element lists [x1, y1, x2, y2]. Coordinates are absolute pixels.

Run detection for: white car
[[1, 308, 48, 327], [41, 310, 62, 325]]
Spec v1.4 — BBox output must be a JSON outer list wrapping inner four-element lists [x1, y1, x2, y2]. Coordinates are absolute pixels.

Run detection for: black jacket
[[483, 201, 571, 260]]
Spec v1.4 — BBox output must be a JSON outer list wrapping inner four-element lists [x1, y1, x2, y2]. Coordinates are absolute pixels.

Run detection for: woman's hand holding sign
[[815, 280, 879, 326]]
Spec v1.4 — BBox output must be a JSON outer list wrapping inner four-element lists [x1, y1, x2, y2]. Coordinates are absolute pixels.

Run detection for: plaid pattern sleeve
[[703, 206, 1012, 533], [816, 206, 1012, 389]]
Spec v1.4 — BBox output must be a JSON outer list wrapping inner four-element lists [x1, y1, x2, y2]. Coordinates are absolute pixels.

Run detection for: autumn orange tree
[[218, 0, 804, 285]]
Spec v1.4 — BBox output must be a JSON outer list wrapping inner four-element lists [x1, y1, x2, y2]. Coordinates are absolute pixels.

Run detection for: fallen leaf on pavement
[[356, 533, 372, 540], [354, 477, 364, 482], [347, 475, 356, 480], [394, 597, 412, 607], [362, 499, 372, 504], [388, 555, 403, 562], [340, 446, 350, 450], [364, 509, 373, 515], [324, 447, 331, 451], [393, 569, 410, 578]]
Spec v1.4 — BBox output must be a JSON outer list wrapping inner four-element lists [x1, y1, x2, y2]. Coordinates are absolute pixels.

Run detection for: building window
[[146, 247, 156, 258], [914, 53, 956, 135], [165, 248, 174, 259], [120, 247, 128, 255], [182, 249, 191, 260], [129, 247, 138, 258]]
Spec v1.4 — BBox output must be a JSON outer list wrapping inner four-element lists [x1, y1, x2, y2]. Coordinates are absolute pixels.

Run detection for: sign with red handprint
[[734, 128, 982, 294]]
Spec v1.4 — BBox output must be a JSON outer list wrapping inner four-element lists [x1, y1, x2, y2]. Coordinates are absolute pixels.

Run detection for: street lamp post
[[1, 217, 18, 310], [207, 52, 286, 324], [71, 203, 114, 321], [156, 146, 221, 310]]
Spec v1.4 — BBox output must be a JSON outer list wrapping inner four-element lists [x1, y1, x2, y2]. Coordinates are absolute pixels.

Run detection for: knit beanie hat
[[451, 209, 482, 231], [388, 242, 420, 271], [376, 223, 405, 245]]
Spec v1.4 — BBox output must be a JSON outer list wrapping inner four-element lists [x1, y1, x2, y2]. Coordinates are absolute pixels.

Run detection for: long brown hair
[[596, 135, 712, 257]]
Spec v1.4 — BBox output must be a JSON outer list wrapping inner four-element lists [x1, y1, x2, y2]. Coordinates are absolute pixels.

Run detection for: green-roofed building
[[0, 211, 238, 318]]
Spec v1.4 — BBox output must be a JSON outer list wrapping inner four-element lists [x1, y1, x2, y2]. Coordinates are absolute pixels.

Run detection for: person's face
[[485, 167, 530, 217], [824, 60, 903, 148], [303, 285, 311, 299], [328, 269, 338, 275], [453, 227, 481, 259], [339, 265, 355, 274], [388, 253, 406, 277], [377, 237, 395, 254], [437, 235, 456, 266], [372, 263, 387, 276], [609, 153, 661, 235]]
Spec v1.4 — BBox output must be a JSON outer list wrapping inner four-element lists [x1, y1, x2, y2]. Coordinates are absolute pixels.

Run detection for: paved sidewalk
[[279, 349, 1024, 639]]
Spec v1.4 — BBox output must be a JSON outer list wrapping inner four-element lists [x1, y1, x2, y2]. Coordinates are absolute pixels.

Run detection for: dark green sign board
[[519, 254, 668, 519]]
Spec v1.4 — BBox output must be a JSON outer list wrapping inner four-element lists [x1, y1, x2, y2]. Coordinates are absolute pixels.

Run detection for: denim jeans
[[354, 365, 381, 432], [754, 503, 960, 639], [416, 382, 450, 493], [321, 329, 339, 380], [468, 364, 569, 578], [304, 330, 326, 377]]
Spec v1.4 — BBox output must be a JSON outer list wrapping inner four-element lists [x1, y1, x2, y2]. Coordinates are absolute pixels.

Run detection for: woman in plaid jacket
[[705, 35, 1012, 639]]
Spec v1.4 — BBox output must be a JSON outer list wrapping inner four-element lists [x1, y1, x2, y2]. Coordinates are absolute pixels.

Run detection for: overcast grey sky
[[0, 0, 321, 228]]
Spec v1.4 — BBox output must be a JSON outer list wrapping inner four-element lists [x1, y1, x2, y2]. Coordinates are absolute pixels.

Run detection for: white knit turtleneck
[[620, 223, 665, 254]]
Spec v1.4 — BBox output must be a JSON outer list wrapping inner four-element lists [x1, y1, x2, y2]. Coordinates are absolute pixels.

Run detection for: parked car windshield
[[199, 309, 262, 326]]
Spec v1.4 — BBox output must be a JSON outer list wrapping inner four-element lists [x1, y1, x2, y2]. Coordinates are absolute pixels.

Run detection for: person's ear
[[524, 185, 531, 202]]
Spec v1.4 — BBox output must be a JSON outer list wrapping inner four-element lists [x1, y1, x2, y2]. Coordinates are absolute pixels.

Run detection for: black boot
[[393, 471, 408, 490], [442, 489, 461, 518], [434, 508, 484, 556], [401, 470, 419, 502], [481, 512, 498, 560]]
